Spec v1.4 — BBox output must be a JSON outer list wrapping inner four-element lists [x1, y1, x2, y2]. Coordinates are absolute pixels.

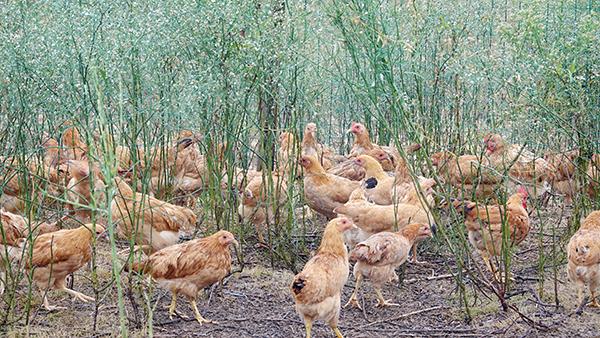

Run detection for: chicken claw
[[42, 294, 67, 311], [63, 288, 95, 303], [374, 289, 399, 307], [343, 295, 362, 310], [166, 292, 189, 319], [190, 299, 217, 325], [590, 291, 600, 308], [344, 274, 363, 310]]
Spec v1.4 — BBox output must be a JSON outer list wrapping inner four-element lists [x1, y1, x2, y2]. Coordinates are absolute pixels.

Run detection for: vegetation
[[0, 0, 598, 336]]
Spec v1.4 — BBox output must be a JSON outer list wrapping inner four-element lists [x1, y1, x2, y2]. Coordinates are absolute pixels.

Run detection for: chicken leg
[[304, 318, 312, 338], [410, 244, 419, 263], [331, 326, 343, 338], [344, 273, 362, 309], [374, 288, 399, 307], [189, 297, 217, 325]]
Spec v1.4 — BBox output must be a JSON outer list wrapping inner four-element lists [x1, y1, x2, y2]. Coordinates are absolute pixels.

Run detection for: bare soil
[[2, 198, 600, 338]]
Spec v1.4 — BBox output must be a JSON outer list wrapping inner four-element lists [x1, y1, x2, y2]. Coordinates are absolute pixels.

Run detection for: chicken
[[0, 157, 57, 214], [302, 123, 339, 170], [171, 138, 210, 202], [353, 155, 394, 205], [237, 173, 288, 245], [221, 166, 262, 192], [301, 155, 360, 219], [26, 223, 106, 311], [42, 138, 62, 167], [291, 217, 354, 338], [333, 187, 435, 237], [347, 122, 420, 171], [483, 134, 548, 197], [348, 122, 376, 158], [128, 230, 238, 324], [0, 157, 30, 214], [345, 223, 434, 309], [327, 149, 391, 181], [61, 122, 87, 161], [544, 149, 579, 204], [455, 187, 530, 281], [0, 209, 27, 295], [278, 131, 300, 176], [327, 157, 366, 181], [431, 151, 499, 200], [111, 177, 197, 254], [64, 160, 106, 222], [567, 216, 600, 308], [581, 210, 600, 231], [588, 154, 600, 198]]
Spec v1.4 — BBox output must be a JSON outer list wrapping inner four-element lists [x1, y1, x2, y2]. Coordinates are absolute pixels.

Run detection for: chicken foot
[[410, 244, 425, 264], [374, 288, 399, 307], [331, 327, 344, 338], [165, 292, 189, 319], [42, 293, 67, 311], [189, 297, 217, 325], [344, 273, 362, 309], [590, 290, 600, 308], [118, 245, 152, 256], [62, 287, 95, 303]]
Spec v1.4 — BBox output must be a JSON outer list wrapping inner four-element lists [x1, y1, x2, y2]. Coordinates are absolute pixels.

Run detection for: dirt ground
[[2, 199, 600, 338]]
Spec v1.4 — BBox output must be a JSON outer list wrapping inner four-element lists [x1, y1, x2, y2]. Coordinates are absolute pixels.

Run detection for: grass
[[0, 0, 599, 335]]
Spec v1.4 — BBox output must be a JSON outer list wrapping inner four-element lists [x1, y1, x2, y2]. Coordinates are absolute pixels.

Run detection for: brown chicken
[[278, 131, 300, 176], [26, 223, 105, 311], [347, 122, 399, 171], [0, 209, 27, 295], [221, 166, 262, 192], [455, 187, 530, 281], [334, 187, 435, 237], [238, 173, 288, 245], [302, 123, 339, 170], [42, 138, 62, 167], [484, 134, 548, 197], [567, 226, 600, 308], [347, 122, 421, 172], [111, 177, 197, 254], [61, 123, 87, 161], [64, 160, 106, 222], [354, 155, 394, 205], [544, 149, 579, 204], [327, 149, 392, 181], [335, 178, 436, 263], [301, 155, 360, 219], [431, 151, 499, 200], [128, 230, 238, 324], [346, 223, 434, 309], [291, 217, 355, 338], [0, 157, 60, 214]]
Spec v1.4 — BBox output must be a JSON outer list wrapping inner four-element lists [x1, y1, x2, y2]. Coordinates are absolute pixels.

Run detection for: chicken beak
[[346, 128, 353, 134], [231, 239, 240, 248]]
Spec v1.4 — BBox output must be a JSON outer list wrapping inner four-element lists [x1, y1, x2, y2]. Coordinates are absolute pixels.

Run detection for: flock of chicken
[[0, 120, 599, 337]]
